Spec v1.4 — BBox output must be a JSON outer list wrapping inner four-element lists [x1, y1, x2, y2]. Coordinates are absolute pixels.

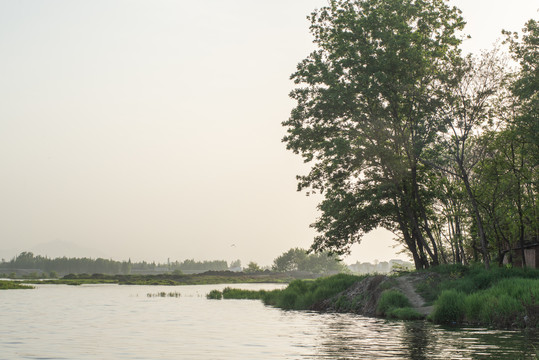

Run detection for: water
[[1, 283, 537, 359]]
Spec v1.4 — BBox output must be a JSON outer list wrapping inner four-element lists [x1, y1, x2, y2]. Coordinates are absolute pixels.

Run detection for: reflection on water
[[401, 321, 432, 360], [0, 284, 537, 359], [313, 314, 538, 360]]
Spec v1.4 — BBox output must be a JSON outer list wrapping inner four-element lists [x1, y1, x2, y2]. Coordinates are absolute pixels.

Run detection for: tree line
[[0, 248, 347, 276], [282, 0, 538, 270], [0, 252, 229, 276]]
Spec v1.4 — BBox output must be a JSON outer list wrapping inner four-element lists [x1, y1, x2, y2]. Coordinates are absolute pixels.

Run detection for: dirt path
[[395, 275, 433, 316]]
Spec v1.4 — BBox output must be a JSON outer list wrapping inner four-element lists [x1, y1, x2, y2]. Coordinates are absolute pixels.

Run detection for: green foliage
[[272, 248, 347, 274], [376, 290, 411, 316], [0, 280, 34, 290], [262, 274, 361, 310], [282, 0, 466, 268], [222, 287, 266, 300], [431, 290, 466, 324], [206, 290, 222, 300], [245, 262, 263, 273], [463, 278, 538, 328], [429, 270, 539, 328], [0, 252, 230, 276]]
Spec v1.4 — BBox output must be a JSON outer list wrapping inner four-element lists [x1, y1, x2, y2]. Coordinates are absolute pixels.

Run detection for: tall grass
[[375, 289, 423, 320], [430, 290, 466, 324], [376, 290, 411, 316], [430, 274, 539, 328]]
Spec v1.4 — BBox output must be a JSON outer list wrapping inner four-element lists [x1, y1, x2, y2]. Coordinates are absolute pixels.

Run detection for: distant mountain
[[23, 240, 108, 259]]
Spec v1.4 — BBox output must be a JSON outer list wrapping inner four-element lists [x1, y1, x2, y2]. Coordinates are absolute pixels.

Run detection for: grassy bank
[[208, 265, 539, 329], [207, 273, 362, 310], [0, 280, 34, 290], [424, 265, 539, 328]]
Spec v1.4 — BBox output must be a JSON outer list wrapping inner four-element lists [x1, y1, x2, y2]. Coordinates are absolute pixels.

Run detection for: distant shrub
[[376, 290, 410, 316], [207, 290, 222, 300]]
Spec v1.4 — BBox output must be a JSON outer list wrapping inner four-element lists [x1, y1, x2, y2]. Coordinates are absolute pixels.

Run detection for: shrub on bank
[[430, 290, 466, 324], [376, 290, 411, 316]]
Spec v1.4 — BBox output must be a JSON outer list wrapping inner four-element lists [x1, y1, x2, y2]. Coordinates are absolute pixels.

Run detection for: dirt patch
[[395, 274, 433, 316]]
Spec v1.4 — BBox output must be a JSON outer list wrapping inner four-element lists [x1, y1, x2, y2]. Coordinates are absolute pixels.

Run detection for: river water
[[1, 283, 537, 359]]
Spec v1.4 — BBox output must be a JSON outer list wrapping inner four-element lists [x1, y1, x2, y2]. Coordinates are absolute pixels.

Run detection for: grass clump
[[376, 289, 411, 316], [430, 290, 466, 324], [0, 280, 34, 290]]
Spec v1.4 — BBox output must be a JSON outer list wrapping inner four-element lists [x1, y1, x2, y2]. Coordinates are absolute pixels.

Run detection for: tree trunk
[[459, 162, 490, 270]]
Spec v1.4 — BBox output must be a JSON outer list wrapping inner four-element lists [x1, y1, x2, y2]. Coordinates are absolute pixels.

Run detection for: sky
[[1, 0, 537, 266]]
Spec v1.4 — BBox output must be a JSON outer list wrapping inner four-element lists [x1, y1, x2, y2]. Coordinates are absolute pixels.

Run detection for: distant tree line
[[0, 249, 349, 277], [0, 252, 229, 276]]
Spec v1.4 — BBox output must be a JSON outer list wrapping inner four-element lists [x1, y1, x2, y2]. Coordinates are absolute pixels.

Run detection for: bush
[[206, 290, 222, 300], [376, 290, 411, 316], [431, 290, 466, 324]]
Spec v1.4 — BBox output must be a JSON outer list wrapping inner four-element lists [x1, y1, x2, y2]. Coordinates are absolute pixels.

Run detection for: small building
[[503, 243, 539, 268]]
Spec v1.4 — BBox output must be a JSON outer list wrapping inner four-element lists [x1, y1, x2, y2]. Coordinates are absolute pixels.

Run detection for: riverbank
[[211, 265, 539, 330], [21, 270, 302, 286]]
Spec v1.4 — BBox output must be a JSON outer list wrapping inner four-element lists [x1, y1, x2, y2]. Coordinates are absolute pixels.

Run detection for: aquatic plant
[[222, 287, 266, 300], [146, 292, 181, 298]]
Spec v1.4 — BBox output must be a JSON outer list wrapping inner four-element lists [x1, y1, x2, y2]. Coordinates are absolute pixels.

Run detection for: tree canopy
[[283, 0, 538, 269]]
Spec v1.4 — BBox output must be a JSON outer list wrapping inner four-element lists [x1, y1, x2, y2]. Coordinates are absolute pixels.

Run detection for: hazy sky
[[1, 0, 537, 266]]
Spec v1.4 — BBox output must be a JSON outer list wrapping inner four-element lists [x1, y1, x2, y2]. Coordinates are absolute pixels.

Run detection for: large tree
[[282, 0, 465, 269]]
